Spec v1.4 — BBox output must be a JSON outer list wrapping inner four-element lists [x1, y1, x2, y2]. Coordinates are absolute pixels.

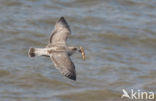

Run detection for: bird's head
[[69, 46, 86, 60]]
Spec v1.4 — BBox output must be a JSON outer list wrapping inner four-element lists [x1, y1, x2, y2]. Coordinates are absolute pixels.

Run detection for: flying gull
[[28, 17, 85, 80]]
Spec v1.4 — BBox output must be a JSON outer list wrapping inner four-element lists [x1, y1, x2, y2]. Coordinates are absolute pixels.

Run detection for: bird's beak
[[80, 46, 86, 60]]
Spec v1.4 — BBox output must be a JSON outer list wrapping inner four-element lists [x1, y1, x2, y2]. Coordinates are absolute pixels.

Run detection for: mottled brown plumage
[[28, 17, 85, 80]]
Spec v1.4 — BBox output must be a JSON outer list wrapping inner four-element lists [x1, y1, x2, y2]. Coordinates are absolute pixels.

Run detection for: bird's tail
[[28, 48, 36, 57], [28, 47, 50, 57]]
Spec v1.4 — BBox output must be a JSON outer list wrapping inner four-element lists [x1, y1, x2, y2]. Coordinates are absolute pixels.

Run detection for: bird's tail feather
[[28, 48, 36, 57], [28, 48, 50, 57]]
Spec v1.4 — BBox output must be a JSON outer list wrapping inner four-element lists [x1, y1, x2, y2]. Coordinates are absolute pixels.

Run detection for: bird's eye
[[72, 48, 77, 51]]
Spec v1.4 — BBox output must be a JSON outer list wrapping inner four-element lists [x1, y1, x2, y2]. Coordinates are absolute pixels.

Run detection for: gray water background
[[0, 0, 156, 101]]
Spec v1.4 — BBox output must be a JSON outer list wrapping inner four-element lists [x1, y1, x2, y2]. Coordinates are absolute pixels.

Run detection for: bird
[[28, 17, 85, 81]]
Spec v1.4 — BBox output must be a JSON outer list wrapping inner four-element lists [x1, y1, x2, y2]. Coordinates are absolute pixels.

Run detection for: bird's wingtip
[[70, 76, 76, 81], [58, 16, 66, 22], [64, 72, 76, 81], [60, 16, 65, 19], [56, 16, 71, 32]]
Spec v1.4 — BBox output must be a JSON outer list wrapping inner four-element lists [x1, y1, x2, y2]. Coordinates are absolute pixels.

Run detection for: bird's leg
[[79, 46, 86, 60], [28, 48, 50, 57]]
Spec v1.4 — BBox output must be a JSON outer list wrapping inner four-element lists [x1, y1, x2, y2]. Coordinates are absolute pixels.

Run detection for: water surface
[[0, 0, 156, 101]]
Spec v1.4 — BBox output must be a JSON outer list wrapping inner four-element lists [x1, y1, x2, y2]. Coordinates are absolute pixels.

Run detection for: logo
[[121, 89, 155, 100]]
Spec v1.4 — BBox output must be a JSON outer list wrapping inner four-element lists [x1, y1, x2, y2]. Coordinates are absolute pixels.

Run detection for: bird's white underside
[[34, 47, 56, 56]]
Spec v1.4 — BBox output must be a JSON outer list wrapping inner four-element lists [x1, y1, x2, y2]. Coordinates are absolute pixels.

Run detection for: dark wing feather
[[49, 17, 71, 46], [50, 52, 76, 80]]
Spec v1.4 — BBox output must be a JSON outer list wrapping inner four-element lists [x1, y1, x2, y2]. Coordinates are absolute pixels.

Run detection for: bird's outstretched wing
[[49, 17, 71, 46], [50, 52, 76, 80]]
